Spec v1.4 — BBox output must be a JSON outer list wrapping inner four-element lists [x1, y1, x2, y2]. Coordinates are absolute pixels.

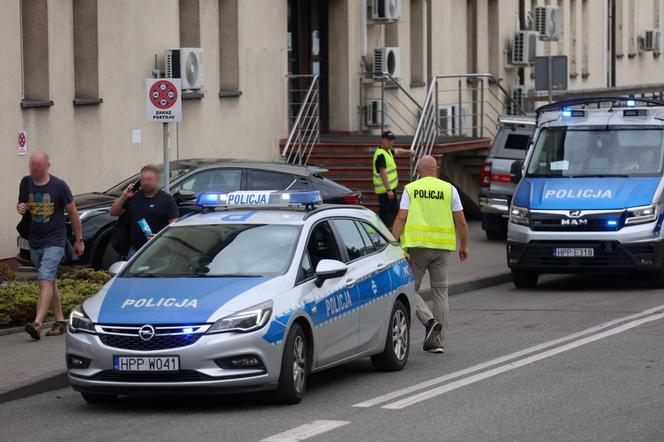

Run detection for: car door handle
[[376, 263, 386, 270], [346, 278, 357, 288]]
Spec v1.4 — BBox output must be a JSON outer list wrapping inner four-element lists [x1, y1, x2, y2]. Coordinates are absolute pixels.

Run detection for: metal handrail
[[283, 75, 320, 165]]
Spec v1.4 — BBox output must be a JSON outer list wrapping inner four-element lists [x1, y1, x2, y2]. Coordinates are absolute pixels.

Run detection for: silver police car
[[66, 191, 416, 404]]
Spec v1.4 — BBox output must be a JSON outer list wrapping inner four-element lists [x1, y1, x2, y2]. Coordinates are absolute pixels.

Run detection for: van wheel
[[275, 323, 308, 404], [81, 392, 117, 404], [511, 269, 539, 288], [371, 300, 410, 372], [485, 230, 507, 241]]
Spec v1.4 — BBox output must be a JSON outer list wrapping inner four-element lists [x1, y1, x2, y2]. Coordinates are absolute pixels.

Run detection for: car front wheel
[[511, 269, 539, 288], [275, 323, 308, 404], [371, 300, 410, 371]]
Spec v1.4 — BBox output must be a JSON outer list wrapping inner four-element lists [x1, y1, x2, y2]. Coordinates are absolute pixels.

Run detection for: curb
[[421, 272, 512, 300], [0, 273, 512, 404], [0, 371, 69, 404]]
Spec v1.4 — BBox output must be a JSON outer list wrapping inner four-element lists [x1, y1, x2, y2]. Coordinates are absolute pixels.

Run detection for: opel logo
[[138, 324, 155, 341], [569, 210, 583, 218]]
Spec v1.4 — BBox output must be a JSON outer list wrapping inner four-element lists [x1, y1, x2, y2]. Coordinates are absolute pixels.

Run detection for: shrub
[[0, 263, 16, 283], [0, 277, 107, 328], [58, 266, 112, 284]]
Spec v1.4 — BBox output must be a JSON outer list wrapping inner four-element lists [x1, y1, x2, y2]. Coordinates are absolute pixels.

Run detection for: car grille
[[93, 370, 210, 382], [96, 324, 208, 351], [530, 211, 624, 232]]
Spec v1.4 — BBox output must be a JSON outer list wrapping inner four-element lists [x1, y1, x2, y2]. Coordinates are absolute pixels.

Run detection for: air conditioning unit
[[640, 29, 662, 51], [365, 99, 389, 127], [437, 105, 470, 136], [369, 0, 401, 22], [533, 6, 560, 41], [511, 31, 538, 66], [373, 47, 401, 79], [509, 86, 526, 115], [166, 48, 205, 90]]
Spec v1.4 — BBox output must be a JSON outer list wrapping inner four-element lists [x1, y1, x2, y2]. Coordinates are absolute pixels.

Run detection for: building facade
[[2, 0, 664, 258]]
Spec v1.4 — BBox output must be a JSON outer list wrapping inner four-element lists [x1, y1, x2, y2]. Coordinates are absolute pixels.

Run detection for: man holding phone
[[110, 164, 179, 258]]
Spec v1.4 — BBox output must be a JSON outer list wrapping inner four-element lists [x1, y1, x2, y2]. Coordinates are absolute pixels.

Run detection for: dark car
[[17, 159, 361, 269]]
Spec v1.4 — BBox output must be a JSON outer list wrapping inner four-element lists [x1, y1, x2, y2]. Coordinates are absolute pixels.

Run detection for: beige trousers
[[409, 247, 450, 347]]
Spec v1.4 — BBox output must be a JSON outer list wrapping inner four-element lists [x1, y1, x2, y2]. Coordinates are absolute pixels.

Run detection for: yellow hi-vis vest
[[373, 147, 399, 194], [401, 176, 457, 251]]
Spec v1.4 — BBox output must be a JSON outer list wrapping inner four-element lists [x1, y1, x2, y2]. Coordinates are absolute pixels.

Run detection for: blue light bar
[[196, 190, 323, 208], [561, 109, 572, 117], [626, 99, 636, 107], [607, 220, 618, 226]]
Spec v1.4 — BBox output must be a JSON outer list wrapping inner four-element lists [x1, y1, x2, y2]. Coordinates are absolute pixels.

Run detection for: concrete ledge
[[421, 272, 512, 300], [0, 371, 69, 404]]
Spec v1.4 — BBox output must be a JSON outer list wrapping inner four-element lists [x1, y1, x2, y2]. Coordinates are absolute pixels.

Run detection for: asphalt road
[[1, 274, 663, 442]]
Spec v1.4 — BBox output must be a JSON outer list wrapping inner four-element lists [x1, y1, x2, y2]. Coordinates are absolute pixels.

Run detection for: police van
[[66, 190, 416, 404], [507, 97, 664, 288]]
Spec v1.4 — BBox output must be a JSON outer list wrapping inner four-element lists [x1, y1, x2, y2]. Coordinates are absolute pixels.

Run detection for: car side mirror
[[108, 261, 128, 277], [173, 189, 196, 203], [510, 160, 524, 184], [314, 259, 348, 288]]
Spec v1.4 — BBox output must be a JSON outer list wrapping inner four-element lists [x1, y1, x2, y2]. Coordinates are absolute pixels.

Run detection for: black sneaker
[[25, 322, 42, 340], [423, 319, 442, 351]]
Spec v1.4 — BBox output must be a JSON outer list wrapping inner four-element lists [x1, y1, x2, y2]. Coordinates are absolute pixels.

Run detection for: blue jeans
[[30, 246, 65, 281]]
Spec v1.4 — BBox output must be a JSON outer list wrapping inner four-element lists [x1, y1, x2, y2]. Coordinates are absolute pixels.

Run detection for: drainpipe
[[609, 0, 616, 87], [426, 0, 432, 86], [362, 0, 368, 58], [518, 0, 525, 87]]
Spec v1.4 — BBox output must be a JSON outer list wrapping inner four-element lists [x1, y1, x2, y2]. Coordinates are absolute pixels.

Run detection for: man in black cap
[[372, 131, 413, 228]]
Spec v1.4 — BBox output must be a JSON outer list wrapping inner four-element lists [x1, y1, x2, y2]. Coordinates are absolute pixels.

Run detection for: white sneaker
[[427, 347, 444, 354]]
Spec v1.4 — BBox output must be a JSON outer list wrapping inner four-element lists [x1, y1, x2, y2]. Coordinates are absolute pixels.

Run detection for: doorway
[[288, 0, 329, 132]]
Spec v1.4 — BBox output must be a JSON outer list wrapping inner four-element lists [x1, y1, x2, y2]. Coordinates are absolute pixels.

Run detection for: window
[[73, 0, 101, 105], [124, 224, 301, 277], [285, 175, 313, 191], [171, 169, 242, 194], [179, 0, 201, 47], [219, 0, 241, 96], [410, 0, 425, 86], [299, 250, 315, 281], [332, 219, 368, 262], [21, 0, 51, 107], [306, 222, 342, 270], [247, 170, 286, 190], [360, 222, 388, 250], [355, 222, 377, 255], [504, 133, 531, 151]]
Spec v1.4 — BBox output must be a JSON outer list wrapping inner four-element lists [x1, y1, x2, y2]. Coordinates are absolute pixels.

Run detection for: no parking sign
[[146, 78, 182, 123]]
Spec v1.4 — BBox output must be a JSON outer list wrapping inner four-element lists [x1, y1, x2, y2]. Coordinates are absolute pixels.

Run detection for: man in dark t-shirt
[[110, 164, 179, 257], [17, 151, 85, 340]]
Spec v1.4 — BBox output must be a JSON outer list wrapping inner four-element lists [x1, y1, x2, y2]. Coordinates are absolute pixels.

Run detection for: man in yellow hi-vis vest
[[392, 155, 469, 353], [373, 131, 412, 228]]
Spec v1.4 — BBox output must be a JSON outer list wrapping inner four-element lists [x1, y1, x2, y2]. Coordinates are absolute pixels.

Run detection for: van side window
[[504, 133, 530, 151]]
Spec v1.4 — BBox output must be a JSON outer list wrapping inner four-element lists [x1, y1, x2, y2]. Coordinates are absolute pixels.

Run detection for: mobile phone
[[131, 180, 141, 192]]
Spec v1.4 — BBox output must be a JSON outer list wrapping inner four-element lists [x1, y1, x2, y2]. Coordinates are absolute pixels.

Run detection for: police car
[[508, 97, 664, 287], [66, 190, 416, 404]]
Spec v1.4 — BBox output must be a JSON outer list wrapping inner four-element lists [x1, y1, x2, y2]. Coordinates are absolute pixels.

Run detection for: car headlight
[[207, 301, 273, 334], [509, 205, 530, 226], [625, 205, 659, 225], [68, 304, 95, 333]]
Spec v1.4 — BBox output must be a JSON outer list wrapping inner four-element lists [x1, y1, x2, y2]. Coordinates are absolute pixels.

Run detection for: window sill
[[21, 99, 54, 109], [219, 90, 242, 98], [410, 81, 426, 88], [183, 91, 204, 100], [73, 97, 103, 106]]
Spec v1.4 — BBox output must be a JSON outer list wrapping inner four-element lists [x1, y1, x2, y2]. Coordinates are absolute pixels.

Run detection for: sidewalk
[[0, 221, 509, 403]]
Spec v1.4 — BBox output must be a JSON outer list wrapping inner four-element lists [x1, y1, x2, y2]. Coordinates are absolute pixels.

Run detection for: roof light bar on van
[[196, 190, 323, 209], [561, 109, 585, 118]]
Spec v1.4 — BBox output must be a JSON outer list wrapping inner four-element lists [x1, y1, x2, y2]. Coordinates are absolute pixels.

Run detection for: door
[[301, 221, 359, 366], [288, 0, 329, 131]]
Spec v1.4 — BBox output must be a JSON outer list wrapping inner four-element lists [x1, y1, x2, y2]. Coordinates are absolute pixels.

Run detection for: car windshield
[[104, 164, 194, 197], [123, 224, 301, 277], [526, 127, 664, 178]]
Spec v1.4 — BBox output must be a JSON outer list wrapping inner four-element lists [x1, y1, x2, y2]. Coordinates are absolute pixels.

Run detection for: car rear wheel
[[371, 300, 410, 372], [485, 230, 507, 241], [81, 392, 117, 404], [275, 323, 308, 404], [511, 269, 539, 288]]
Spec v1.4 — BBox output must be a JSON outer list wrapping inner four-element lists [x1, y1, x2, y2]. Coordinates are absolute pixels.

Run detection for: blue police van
[[507, 97, 664, 287]]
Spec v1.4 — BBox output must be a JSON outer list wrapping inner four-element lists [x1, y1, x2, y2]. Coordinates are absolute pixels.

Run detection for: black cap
[[381, 130, 397, 140]]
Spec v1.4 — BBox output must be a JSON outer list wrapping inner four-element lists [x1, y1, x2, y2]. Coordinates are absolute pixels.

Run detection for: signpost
[[17, 130, 27, 156], [534, 56, 568, 103], [146, 78, 182, 191]]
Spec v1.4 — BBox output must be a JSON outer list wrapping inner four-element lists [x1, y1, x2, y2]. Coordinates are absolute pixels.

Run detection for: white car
[[66, 190, 416, 404]]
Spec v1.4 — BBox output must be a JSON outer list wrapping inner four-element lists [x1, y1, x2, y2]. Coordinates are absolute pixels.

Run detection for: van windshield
[[526, 127, 664, 178]]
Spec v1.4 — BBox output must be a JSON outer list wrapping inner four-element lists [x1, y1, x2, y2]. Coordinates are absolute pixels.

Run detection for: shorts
[[30, 246, 65, 281]]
